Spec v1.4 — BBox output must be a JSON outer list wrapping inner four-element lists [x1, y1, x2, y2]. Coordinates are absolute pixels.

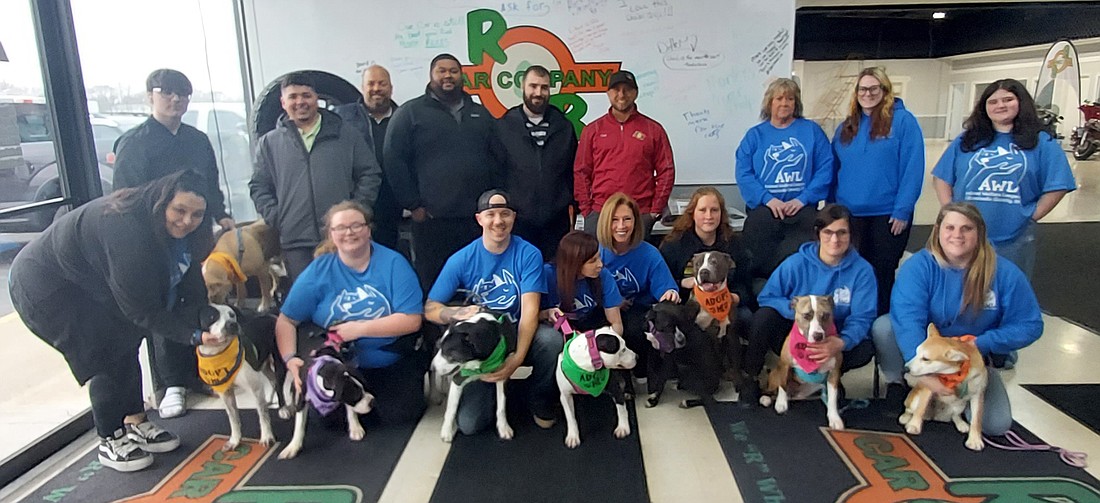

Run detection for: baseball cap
[[477, 189, 513, 213], [607, 70, 638, 91], [146, 69, 193, 95]]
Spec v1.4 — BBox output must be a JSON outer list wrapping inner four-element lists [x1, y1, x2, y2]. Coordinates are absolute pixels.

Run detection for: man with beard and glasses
[[575, 70, 675, 239], [385, 53, 506, 292], [496, 65, 577, 260], [250, 71, 382, 282], [335, 65, 404, 251]]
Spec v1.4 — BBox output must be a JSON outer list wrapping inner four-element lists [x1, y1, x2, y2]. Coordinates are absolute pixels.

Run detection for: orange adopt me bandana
[[938, 335, 976, 393], [693, 283, 732, 322], [205, 251, 246, 283]]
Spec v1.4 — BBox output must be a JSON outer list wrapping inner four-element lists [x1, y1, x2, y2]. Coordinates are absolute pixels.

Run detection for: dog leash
[[553, 315, 603, 368], [982, 430, 1088, 468]]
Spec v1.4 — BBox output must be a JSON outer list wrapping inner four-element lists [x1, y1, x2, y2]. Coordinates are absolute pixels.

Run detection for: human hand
[[330, 321, 361, 341], [765, 198, 785, 219], [411, 207, 431, 223], [659, 289, 680, 303], [541, 308, 564, 323], [286, 357, 304, 394], [450, 305, 481, 322], [889, 218, 908, 236], [218, 218, 236, 230], [806, 337, 844, 363], [481, 354, 521, 383], [782, 199, 805, 217]]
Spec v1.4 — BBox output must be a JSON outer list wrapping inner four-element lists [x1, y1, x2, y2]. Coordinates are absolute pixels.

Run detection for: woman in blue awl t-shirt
[[275, 200, 427, 425], [541, 230, 624, 336], [831, 67, 925, 316], [872, 202, 1043, 435], [736, 77, 834, 280], [932, 78, 1077, 280]]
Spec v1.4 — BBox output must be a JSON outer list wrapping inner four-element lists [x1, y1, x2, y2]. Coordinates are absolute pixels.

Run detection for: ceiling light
[[932, 12, 946, 19]]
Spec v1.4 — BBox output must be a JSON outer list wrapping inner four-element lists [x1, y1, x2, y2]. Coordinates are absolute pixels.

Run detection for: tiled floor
[[2, 141, 1099, 502]]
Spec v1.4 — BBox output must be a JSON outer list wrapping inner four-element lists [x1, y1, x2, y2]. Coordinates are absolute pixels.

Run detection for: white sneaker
[[126, 420, 180, 453], [99, 428, 153, 472]]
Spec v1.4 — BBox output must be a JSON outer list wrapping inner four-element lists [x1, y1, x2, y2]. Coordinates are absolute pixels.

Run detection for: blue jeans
[[456, 325, 564, 435], [872, 315, 1013, 435], [994, 220, 1037, 281]]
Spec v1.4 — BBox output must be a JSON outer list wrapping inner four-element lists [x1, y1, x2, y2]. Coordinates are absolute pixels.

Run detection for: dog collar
[[693, 283, 732, 322], [560, 332, 610, 396], [788, 321, 838, 374], [306, 355, 343, 416], [646, 320, 685, 354], [196, 337, 244, 393], [205, 251, 247, 283], [459, 336, 508, 377], [937, 335, 976, 395]]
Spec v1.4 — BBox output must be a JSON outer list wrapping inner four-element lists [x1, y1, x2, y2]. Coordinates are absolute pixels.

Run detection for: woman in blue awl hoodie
[[832, 67, 925, 316], [932, 78, 1076, 280], [736, 78, 834, 280], [872, 202, 1043, 435], [738, 204, 877, 406], [541, 231, 624, 336]]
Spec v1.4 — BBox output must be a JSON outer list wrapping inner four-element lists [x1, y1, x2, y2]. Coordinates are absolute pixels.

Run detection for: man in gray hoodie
[[250, 71, 381, 281]]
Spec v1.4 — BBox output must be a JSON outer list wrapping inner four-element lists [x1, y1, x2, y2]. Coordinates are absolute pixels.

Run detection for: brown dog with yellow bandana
[[203, 219, 282, 312]]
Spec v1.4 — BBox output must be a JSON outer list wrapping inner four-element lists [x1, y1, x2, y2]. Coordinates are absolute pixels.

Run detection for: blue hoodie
[[758, 242, 877, 350], [831, 99, 925, 222], [599, 243, 677, 307], [735, 118, 834, 209], [890, 249, 1043, 362]]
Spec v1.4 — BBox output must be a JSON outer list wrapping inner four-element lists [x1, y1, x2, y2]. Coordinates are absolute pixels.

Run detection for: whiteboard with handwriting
[[242, 0, 795, 184]]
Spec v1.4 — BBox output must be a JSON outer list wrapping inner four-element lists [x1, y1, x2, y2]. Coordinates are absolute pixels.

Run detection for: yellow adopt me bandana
[[205, 251, 247, 283], [196, 337, 243, 393]]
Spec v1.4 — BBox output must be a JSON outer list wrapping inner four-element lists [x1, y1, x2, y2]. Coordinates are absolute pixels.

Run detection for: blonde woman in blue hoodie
[[832, 67, 924, 316], [738, 204, 877, 406]]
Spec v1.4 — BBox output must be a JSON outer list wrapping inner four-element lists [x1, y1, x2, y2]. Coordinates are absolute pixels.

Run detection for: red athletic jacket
[[574, 108, 675, 215]]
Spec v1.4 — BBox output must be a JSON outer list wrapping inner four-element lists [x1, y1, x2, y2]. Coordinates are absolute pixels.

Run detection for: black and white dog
[[432, 312, 517, 442], [278, 326, 375, 460], [643, 301, 722, 408], [196, 305, 285, 451], [556, 326, 637, 448]]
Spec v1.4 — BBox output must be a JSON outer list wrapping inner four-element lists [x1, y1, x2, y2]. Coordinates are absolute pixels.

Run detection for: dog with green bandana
[[433, 311, 518, 442], [555, 326, 637, 448]]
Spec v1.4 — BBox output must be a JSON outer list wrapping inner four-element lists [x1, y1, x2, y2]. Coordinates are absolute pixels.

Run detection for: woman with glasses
[[735, 78, 834, 281], [737, 204, 877, 407], [831, 67, 925, 316], [275, 200, 427, 425]]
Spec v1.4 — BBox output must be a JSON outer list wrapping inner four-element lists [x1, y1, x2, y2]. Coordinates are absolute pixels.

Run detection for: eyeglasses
[[821, 229, 850, 240], [857, 86, 883, 95], [331, 222, 367, 234], [152, 87, 191, 100]]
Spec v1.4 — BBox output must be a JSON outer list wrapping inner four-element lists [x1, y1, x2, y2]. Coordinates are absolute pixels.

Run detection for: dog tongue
[[699, 282, 719, 292]]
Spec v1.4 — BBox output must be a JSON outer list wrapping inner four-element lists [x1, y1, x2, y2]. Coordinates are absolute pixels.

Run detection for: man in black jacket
[[384, 53, 506, 291], [496, 65, 578, 260], [334, 65, 403, 251], [250, 71, 381, 282]]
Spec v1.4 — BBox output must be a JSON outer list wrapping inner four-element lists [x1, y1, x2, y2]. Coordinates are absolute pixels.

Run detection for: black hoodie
[[496, 103, 578, 226]]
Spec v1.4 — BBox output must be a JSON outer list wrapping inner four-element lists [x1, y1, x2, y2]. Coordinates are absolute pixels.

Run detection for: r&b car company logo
[[461, 9, 621, 135]]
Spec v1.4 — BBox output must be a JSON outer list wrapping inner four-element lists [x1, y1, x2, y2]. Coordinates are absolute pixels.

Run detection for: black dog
[[643, 301, 722, 408]]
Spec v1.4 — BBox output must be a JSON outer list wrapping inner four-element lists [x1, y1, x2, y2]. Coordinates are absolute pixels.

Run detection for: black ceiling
[[795, 2, 1100, 60]]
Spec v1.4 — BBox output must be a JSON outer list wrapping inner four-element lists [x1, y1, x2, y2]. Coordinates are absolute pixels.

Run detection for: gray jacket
[[249, 109, 381, 249]]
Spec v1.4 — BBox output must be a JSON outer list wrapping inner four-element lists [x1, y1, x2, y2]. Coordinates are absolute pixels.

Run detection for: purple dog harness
[[305, 354, 342, 416]]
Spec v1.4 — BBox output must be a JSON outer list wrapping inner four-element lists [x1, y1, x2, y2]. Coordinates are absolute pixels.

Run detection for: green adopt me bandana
[[560, 332, 610, 396], [459, 336, 508, 378]]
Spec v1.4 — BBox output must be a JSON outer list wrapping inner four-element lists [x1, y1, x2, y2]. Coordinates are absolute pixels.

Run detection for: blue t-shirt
[[428, 235, 546, 321], [890, 249, 1043, 362], [599, 243, 677, 307], [932, 131, 1076, 244], [541, 263, 624, 319], [735, 118, 834, 209], [281, 244, 423, 369]]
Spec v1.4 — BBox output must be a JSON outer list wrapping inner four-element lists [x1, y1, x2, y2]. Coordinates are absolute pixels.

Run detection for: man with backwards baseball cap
[[574, 70, 676, 238], [425, 189, 564, 435]]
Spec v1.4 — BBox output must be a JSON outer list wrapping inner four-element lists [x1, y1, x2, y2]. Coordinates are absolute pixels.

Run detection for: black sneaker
[[738, 380, 761, 409], [884, 382, 909, 412], [99, 428, 153, 472], [126, 420, 180, 453]]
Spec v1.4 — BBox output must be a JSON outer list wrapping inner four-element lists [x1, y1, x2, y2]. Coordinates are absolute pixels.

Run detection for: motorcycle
[[1037, 106, 1063, 141], [1070, 100, 1100, 161]]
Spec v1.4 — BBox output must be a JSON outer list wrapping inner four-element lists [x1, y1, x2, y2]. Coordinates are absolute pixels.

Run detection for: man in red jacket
[[574, 70, 675, 238]]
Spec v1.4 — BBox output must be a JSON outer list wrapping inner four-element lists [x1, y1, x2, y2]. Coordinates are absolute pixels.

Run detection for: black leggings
[[850, 215, 911, 316], [743, 307, 874, 379], [150, 334, 198, 390], [742, 205, 816, 280], [621, 303, 652, 377], [89, 349, 145, 437]]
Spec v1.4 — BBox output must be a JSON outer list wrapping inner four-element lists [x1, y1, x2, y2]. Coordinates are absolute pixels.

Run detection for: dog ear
[[818, 295, 835, 310], [723, 253, 735, 270], [198, 305, 221, 330], [595, 332, 622, 354], [789, 297, 800, 312], [945, 349, 969, 363], [926, 323, 943, 339], [314, 346, 340, 359]]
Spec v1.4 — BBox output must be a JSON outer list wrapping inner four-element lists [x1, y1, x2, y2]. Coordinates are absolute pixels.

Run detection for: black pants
[[284, 246, 316, 285], [150, 334, 198, 390], [742, 205, 816, 279], [850, 215, 911, 316], [371, 185, 403, 252], [361, 354, 428, 425], [513, 209, 572, 262], [89, 349, 145, 437], [743, 307, 874, 379], [410, 217, 480, 294], [620, 303, 651, 377]]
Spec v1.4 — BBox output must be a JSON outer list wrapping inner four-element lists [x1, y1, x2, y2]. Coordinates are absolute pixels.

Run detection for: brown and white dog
[[900, 324, 988, 451], [759, 295, 845, 430], [203, 219, 283, 313], [687, 251, 737, 339]]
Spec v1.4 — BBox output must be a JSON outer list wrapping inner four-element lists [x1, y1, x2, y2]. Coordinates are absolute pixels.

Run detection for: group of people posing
[[7, 55, 1076, 472]]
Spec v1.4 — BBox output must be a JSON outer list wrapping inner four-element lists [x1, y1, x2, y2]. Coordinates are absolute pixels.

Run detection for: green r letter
[[550, 93, 587, 138], [467, 9, 508, 65]]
